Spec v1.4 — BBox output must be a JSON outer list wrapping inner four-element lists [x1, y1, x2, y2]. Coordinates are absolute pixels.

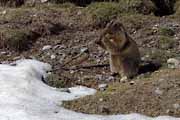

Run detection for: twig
[[53, 63, 109, 71], [73, 63, 109, 69]]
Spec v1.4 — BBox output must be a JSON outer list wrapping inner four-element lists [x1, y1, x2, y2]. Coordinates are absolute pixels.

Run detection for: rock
[[41, 0, 48, 3], [70, 70, 75, 74], [99, 105, 110, 114], [59, 88, 71, 93], [0, 51, 7, 55], [155, 88, 163, 95], [98, 84, 108, 91], [173, 103, 180, 109], [42, 45, 52, 51], [53, 45, 65, 50], [50, 55, 56, 59], [77, 11, 82, 16], [129, 81, 135, 85], [167, 58, 180, 69], [96, 75, 103, 81], [99, 98, 103, 102], [80, 47, 88, 53], [13, 56, 22, 61], [106, 76, 114, 81], [120, 76, 128, 83], [0, 10, 6, 15]]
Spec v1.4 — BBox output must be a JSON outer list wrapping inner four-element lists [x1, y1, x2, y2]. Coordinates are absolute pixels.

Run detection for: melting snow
[[0, 59, 179, 120]]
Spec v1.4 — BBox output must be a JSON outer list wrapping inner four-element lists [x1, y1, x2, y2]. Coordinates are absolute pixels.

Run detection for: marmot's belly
[[110, 54, 139, 77]]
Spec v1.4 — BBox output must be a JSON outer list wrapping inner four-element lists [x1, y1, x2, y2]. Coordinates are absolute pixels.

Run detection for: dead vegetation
[[0, 28, 38, 51]]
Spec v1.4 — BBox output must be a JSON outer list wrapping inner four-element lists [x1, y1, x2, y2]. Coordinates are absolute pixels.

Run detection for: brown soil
[[0, 3, 179, 117], [63, 69, 180, 117]]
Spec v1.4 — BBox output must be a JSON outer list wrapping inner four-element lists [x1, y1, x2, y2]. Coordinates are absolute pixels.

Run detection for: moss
[[0, 28, 37, 51], [46, 73, 66, 88], [0, 8, 31, 22], [0, 0, 24, 7], [85, 1, 155, 27], [149, 49, 177, 64], [174, 0, 180, 15], [85, 2, 123, 27], [159, 27, 175, 36], [158, 36, 175, 49]]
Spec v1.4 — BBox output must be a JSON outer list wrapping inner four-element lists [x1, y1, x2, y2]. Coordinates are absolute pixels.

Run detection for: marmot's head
[[100, 20, 127, 44], [104, 20, 125, 34]]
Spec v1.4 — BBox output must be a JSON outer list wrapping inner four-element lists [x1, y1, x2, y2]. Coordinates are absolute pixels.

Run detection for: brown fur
[[95, 20, 140, 78]]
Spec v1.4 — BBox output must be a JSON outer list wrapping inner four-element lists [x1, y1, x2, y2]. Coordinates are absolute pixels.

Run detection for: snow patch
[[0, 59, 179, 120]]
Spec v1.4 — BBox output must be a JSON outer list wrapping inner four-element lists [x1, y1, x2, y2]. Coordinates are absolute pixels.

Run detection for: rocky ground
[[0, 1, 179, 117]]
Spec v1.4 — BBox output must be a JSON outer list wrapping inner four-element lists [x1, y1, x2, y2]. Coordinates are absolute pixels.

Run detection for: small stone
[[158, 79, 164, 82], [13, 56, 22, 60], [96, 75, 103, 80], [50, 55, 56, 59], [100, 105, 110, 114], [41, 0, 48, 3], [129, 81, 135, 85], [99, 98, 103, 102], [59, 88, 70, 93], [54, 111, 59, 114], [0, 51, 7, 55], [96, 59, 101, 63], [154, 24, 159, 27], [70, 70, 75, 74], [1, 61, 9, 64], [120, 76, 128, 83], [77, 11, 82, 16], [174, 36, 179, 40], [68, 23, 73, 27], [47, 52, 51, 56], [98, 84, 108, 91], [80, 47, 88, 53], [155, 88, 163, 95], [1, 10, 6, 15], [106, 76, 114, 81], [173, 103, 180, 109], [167, 58, 180, 69], [53, 45, 65, 49], [42, 45, 52, 51]]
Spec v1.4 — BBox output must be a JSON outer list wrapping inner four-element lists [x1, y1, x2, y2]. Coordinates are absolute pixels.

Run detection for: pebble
[[77, 11, 82, 16], [96, 75, 103, 80], [50, 55, 56, 59], [80, 47, 88, 53], [42, 45, 52, 51], [99, 98, 103, 102], [41, 0, 48, 3], [100, 105, 110, 113], [13, 56, 22, 60], [0, 51, 7, 55], [120, 76, 128, 83], [106, 76, 114, 81], [173, 103, 180, 109], [167, 58, 180, 69], [70, 70, 75, 74], [129, 81, 135, 85], [155, 88, 163, 95], [53, 45, 65, 50], [0, 10, 6, 15], [98, 84, 108, 91]]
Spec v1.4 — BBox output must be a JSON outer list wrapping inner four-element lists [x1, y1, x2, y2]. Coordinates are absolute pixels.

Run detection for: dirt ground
[[0, 2, 179, 117]]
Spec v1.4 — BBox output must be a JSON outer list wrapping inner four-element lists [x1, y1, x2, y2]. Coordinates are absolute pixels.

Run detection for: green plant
[[0, 0, 24, 7], [0, 28, 37, 52], [158, 36, 175, 49], [159, 27, 175, 36], [85, 2, 123, 27]]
